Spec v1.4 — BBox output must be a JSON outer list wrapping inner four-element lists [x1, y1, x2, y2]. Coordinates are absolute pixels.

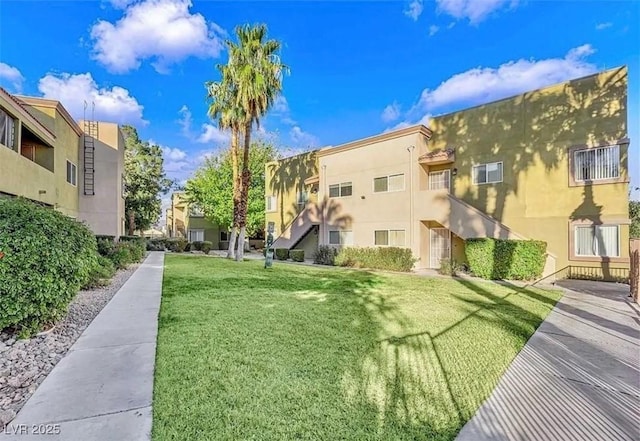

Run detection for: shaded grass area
[[153, 255, 561, 441]]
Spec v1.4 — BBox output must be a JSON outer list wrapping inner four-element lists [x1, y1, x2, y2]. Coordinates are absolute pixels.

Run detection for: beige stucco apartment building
[[0, 88, 125, 237], [267, 67, 631, 280]]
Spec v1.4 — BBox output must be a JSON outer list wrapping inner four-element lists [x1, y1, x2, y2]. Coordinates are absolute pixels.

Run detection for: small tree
[[122, 126, 173, 235], [185, 141, 277, 238], [630, 199, 640, 239]]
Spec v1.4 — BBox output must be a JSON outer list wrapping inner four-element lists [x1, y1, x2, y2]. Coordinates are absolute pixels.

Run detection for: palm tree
[[205, 67, 245, 259], [225, 23, 288, 261]]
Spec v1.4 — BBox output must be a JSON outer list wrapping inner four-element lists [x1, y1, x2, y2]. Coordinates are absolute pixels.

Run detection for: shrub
[[335, 247, 417, 272], [275, 248, 289, 260], [192, 241, 204, 251], [95, 235, 115, 243], [147, 238, 166, 251], [290, 249, 305, 262], [313, 245, 339, 266], [0, 198, 98, 335], [185, 242, 192, 252], [201, 241, 213, 254], [465, 238, 547, 280], [83, 255, 117, 289], [123, 240, 145, 263], [438, 258, 462, 276], [167, 238, 188, 253], [108, 243, 133, 269], [119, 235, 144, 244]]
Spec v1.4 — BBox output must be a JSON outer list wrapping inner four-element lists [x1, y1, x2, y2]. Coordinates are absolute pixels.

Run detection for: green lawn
[[152, 255, 561, 441]]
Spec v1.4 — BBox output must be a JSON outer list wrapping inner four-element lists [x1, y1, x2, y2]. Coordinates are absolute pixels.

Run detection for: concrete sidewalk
[[1, 252, 165, 441], [457, 281, 640, 441]]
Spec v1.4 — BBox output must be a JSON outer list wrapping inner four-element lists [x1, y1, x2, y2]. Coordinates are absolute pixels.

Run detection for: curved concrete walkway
[[1, 252, 164, 441], [457, 280, 640, 441]]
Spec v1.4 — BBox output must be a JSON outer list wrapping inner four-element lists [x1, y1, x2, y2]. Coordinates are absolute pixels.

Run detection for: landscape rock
[[0, 263, 140, 415]]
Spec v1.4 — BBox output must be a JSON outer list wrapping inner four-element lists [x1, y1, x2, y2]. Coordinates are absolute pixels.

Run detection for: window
[[574, 145, 620, 182], [266, 195, 277, 212], [374, 230, 406, 246], [0, 108, 15, 150], [296, 190, 309, 207], [188, 229, 205, 242], [66, 160, 77, 186], [473, 162, 503, 184], [429, 170, 450, 190], [374, 174, 404, 193], [220, 231, 229, 241], [329, 182, 352, 198], [575, 225, 619, 257], [328, 230, 353, 245]]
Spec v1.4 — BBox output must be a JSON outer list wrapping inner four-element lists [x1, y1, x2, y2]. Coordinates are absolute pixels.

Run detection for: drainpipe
[[407, 145, 415, 253]]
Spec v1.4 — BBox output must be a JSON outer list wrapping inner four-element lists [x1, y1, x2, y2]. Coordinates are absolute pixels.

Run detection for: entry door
[[429, 170, 450, 191], [430, 228, 451, 269]]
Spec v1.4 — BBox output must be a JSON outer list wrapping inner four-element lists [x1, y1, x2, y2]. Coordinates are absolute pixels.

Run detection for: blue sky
[[0, 0, 638, 199]]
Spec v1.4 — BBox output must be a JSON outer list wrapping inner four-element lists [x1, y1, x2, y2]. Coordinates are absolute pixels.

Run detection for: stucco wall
[[265, 151, 318, 237], [77, 121, 125, 236]]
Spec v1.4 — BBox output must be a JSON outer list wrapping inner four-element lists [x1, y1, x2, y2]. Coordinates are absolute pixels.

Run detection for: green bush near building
[[290, 249, 305, 262], [0, 198, 97, 336], [313, 246, 338, 266], [275, 248, 289, 260], [167, 238, 188, 253], [201, 241, 213, 254], [465, 238, 547, 281], [83, 255, 117, 289], [335, 247, 417, 272]]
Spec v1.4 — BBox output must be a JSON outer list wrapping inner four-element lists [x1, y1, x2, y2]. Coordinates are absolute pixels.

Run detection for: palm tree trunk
[[227, 128, 241, 259], [235, 121, 252, 261]]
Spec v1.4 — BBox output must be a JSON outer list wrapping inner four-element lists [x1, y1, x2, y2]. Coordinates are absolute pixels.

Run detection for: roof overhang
[[418, 148, 455, 165], [15, 95, 83, 137], [0, 88, 56, 146]]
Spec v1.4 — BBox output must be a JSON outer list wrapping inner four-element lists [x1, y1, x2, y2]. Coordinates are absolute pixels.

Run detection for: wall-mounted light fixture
[[361, 195, 366, 200], [452, 168, 458, 177], [38, 190, 47, 195]]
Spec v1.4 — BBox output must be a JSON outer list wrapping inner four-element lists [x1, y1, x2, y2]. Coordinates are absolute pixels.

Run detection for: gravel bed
[[0, 263, 141, 426]]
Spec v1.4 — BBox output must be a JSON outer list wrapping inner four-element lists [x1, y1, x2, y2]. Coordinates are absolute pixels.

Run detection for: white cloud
[[0, 62, 25, 93], [290, 126, 319, 147], [404, 0, 424, 21], [91, 0, 226, 73], [273, 95, 290, 114], [595, 22, 612, 30], [109, 0, 135, 8], [381, 102, 401, 122], [415, 44, 597, 113], [161, 146, 187, 161], [428, 25, 440, 36], [436, 0, 520, 24], [178, 105, 230, 145], [198, 123, 229, 144], [38, 72, 146, 125]]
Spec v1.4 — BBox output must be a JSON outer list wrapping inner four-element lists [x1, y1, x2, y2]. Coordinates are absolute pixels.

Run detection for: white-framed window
[[574, 145, 620, 182], [188, 229, 205, 242], [296, 190, 309, 207], [0, 108, 16, 150], [374, 230, 406, 246], [428, 170, 451, 190], [374, 173, 404, 193], [66, 160, 77, 186], [266, 195, 277, 212], [328, 230, 353, 246], [473, 162, 503, 185], [574, 224, 620, 257], [329, 182, 353, 198]]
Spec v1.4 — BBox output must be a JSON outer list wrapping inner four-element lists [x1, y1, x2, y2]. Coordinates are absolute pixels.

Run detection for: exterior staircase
[[272, 207, 321, 249]]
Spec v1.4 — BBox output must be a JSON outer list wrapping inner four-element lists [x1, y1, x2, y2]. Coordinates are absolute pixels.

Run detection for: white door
[[430, 228, 451, 269], [429, 170, 451, 191]]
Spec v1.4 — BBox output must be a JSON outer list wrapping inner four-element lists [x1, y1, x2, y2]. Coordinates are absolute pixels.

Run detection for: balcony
[[0, 145, 55, 206], [418, 148, 455, 166]]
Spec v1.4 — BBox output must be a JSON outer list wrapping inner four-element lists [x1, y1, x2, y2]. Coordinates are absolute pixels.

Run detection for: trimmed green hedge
[[201, 241, 213, 254], [465, 238, 547, 280], [0, 198, 97, 335], [96, 235, 115, 243], [147, 238, 166, 251], [290, 249, 304, 262], [335, 247, 417, 272], [167, 238, 188, 252], [192, 241, 204, 251], [275, 248, 289, 260]]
